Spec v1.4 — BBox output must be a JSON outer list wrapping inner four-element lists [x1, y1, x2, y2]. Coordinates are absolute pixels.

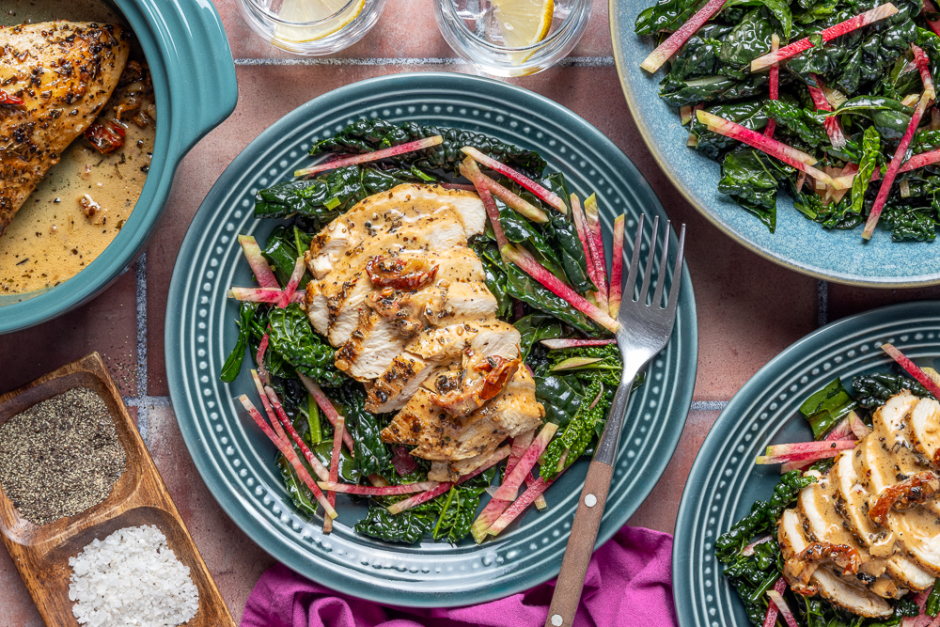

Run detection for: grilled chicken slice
[[406, 321, 521, 363], [365, 353, 444, 414], [798, 471, 904, 598], [334, 308, 406, 381], [382, 367, 543, 461], [778, 509, 894, 618], [0, 22, 130, 236], [910, 398, 940, 468], [428, 446, 502, 483]]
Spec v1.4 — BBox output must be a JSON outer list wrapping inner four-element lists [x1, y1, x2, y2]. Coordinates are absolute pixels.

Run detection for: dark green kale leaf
[[544, 174, 594, 293], [278, 456, 319, 517], [635, 0, 707, 35], [534, 374, 585, 428], [220, 302, 257, 382], [718, 9, 776, 72], [928, 578, 940, 617], [690, 100, 768, 158], [852, 372, 933, 408], [715, 471, 816, 562], [267, 304, 345, 387], [881, 204, 939, 242], [764, 100, 830, 146], [721, 539, 784, 627], [334, 383, 393, 478], [310, 119, 546, 177], [540, 380, 608, 480], [513, 313, 564, 362], [799, 378, 858, 440], [718, 148, 788, 232], [356, 507, 436, 544]]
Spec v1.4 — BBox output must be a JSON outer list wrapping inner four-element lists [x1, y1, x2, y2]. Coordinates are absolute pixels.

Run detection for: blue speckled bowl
[[611, 0, 940, 287], [0, 0, 237, 332]]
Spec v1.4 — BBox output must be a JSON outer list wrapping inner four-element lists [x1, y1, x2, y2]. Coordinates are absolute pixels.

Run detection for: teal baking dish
[[0, 0, 237, 333]]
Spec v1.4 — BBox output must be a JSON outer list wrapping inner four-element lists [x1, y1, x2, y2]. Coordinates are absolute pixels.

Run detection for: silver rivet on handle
[[584, 494, 597, 508]]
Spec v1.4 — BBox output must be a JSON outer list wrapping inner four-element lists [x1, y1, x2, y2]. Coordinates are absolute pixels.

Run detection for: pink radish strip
[[830, 162, 858, 205], [765, 34, 780, 138], [640, 0, 727, 73], [390, 446, 511, 516], [540, 338, 617, 349], [487, 469, 566, 537], [324, 415, 344, 533], [767, 589, 800, 627], [570, 194, 601, 296], [318, 480, 439, 495], [583, 194, 609, 310], [680, 105, 693, 125], [863, 86, 932, 239], [507, 431, 545, 510], [391, 482, 454, 516], [925, 0, 940, 38], [280, 257, 306, 308], [848, 411, 872, 439], [765, 440, 857, 456], [264, 385, 329, 481], [881, 343, 940, 399], [697, 111, 843, 188], [493, 422, 559, 501], [756, 441, 856, 465], [502, 244, 620, 333], [461, 157, 508, 250], [751, 4, 899, 71], [809, 74, 847, 150], [294, 136, 443, 177], [914, 44, 937, 98], [471, 497, 511, 542], [256, 334, 270, 381], [461, 147, 567, 214], [834, 151, 940, 188], [229, 287, 304, 304], [298, 374, 356, 454], [482, 173, 549, 223], [440, 183, 477, 191], [609, 214, 624, 317], [238, 235, 280, 289], [781, 421, 859, 472], [238, 395, 337, 518]]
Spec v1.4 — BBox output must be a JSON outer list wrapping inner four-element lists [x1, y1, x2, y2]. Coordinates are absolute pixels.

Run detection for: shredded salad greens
[[220, 119, 631, 545], [636, 0, 940, 241], [718, 365, 940, 626]]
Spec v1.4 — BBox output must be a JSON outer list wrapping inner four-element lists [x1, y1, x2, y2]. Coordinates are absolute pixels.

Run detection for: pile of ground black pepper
[[0, 387, 126, 525]]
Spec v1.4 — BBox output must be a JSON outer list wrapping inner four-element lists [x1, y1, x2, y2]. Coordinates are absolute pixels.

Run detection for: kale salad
[[219, 119, 632, 545], [718, 347, 940, 627], [636, 0, 940, 241]]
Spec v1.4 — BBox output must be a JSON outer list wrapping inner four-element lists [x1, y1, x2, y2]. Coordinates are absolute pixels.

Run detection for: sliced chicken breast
[[778, 509, 894, 618], [334, 309, 406, 381], [365, 353, 444, 414], [910, 397, 940, 468]]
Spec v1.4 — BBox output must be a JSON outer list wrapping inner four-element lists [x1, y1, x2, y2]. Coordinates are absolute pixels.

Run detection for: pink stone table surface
[[2, 1, 940, 624]]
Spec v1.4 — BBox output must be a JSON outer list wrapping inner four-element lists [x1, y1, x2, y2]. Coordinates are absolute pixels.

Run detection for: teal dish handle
[[0, 0, 237, 332]]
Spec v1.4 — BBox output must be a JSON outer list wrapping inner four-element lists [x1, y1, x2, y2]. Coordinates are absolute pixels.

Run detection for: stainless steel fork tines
[[545, 215, 686, 627]]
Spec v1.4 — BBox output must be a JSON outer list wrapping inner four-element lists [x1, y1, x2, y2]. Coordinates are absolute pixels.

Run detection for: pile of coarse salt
[[68, 525, 199, 627]]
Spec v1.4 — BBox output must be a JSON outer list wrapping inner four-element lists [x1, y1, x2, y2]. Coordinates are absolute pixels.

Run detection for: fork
[[544, 215, 686, 627]]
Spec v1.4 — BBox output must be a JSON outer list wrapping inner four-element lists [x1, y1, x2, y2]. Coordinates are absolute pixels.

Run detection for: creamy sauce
[[0, 0, 154, 297]]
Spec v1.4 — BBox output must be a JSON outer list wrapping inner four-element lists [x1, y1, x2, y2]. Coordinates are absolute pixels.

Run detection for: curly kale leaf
[[718, 147, 791, 232], [267, 304, 345, 387], [852, 372, 933, 408], [514, 313, 564, 362], [540, 380, 607, 480], [310, 119, 546, 177], [334, 383, 393, 478], [635, 0, 707, 35], [763, 100, 830, 146], [715, 471, 816, 563], [721, 539, 784, 627], [356, 507, 436, 544]]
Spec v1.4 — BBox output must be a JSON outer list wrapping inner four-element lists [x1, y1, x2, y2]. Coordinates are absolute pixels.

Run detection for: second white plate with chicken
[[165, 72, 697, 606]]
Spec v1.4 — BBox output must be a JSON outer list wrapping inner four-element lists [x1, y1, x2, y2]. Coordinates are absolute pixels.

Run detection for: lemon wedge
[[273, 0, 365, 43], [491, 0, 554, 50]]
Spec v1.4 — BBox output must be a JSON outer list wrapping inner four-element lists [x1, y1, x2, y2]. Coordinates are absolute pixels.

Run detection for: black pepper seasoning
[[0, 388, 126, 525]]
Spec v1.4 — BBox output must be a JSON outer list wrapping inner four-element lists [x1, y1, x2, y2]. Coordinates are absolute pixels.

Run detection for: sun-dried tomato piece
[[869, 471, 940, 526], [84, 119, 126, 154], [365, 255, 438, 291], [0, 88, 24, 106]]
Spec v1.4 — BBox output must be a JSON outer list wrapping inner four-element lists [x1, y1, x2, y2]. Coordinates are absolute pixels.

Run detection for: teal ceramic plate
[[0, 0, 237, 332], [673, 300, 940, 626], [610, 1, 940, 288], [165, 72, 698, 606]]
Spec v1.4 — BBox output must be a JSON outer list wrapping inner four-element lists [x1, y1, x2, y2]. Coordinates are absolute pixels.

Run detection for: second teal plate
[[165, 72, 697, 606], [674, 300, 940, 625]]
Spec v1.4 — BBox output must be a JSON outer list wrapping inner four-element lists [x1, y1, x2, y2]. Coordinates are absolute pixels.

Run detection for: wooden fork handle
[[544, 460, 614, 627]]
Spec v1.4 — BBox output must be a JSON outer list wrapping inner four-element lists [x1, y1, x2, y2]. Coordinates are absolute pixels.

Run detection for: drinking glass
[[435, 0, 592, 77], [237, 0, 387, 56]]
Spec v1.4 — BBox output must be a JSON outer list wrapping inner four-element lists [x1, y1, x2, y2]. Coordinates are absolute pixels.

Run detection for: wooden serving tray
[[0, 353, 235, 627]]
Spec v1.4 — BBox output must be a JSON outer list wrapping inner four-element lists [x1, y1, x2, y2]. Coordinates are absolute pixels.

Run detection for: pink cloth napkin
[[242, 525, 677, 627]]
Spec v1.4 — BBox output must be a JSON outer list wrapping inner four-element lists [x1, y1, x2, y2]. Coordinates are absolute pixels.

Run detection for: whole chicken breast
[[0, 22, 130, 236]]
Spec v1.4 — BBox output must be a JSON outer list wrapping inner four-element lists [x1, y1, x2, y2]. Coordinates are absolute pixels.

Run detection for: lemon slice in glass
[[491, 0, 554, 50], [274, 0, 365, 43]]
